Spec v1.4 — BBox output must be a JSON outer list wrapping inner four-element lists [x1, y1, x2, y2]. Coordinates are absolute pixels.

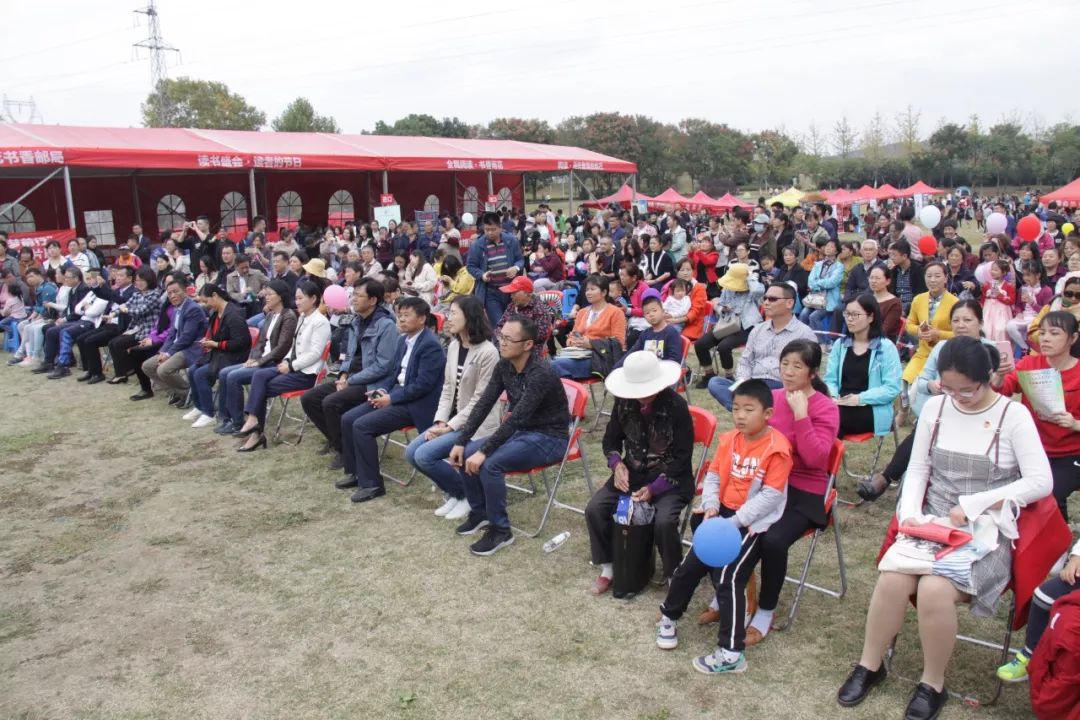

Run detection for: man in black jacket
[[34, 267, 90, 374], [449, 316, 569, 557], [76, 265, 137, 383]]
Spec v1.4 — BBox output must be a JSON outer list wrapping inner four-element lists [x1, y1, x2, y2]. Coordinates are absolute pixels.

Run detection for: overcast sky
[[5, 0, 1078, 143]]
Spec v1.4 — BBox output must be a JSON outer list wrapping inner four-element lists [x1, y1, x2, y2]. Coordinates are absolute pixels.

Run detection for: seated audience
[[140, 277, 208, 405], [551, 274, 626, 379], [693, 263, 764, 390], [185, 284, 253, 428]]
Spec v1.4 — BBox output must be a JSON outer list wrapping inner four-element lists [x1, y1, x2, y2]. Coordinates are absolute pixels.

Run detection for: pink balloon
[[985, 212, 1007, 235], [323, 284, 348, 311]]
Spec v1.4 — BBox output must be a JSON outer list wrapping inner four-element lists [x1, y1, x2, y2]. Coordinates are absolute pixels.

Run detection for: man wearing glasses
[[707, 281, 818, 411], [449, 316, 569, 556]]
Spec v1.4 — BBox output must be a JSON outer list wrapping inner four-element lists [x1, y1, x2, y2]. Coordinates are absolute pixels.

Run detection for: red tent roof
[[715, 193, 755, 209], [898, 180, 944, 197], [581, 183, 653, 209], [826, 188, 857, 205], [850, 185, 877, 201], [0, 122, 636, 173], [873, 183, 902, 200], [649, 187, 694, 208], [1041, 177, 1080, 206], [688, 191, 722, 211]]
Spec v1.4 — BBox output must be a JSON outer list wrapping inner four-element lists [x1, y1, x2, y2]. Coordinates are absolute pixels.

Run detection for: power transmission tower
[[2, 95, 41, 123], [133, 0, 180, 126]]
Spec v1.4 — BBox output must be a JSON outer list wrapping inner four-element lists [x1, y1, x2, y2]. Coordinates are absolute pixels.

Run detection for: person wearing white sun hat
[[584, 351, 695, 595]]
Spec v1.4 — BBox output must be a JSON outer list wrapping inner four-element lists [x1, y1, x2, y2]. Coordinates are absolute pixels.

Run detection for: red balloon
[[918, 234, 937, 258], [1016, 214, 1042, 242]]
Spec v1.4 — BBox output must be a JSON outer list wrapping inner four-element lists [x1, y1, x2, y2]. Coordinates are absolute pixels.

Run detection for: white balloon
[[986, 212, 1007, 235], [919, 205, 941, 230], [461, 212, 475, 226]]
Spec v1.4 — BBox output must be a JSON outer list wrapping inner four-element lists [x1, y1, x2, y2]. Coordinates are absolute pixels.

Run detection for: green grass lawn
[[0, 360, 1053, 719]]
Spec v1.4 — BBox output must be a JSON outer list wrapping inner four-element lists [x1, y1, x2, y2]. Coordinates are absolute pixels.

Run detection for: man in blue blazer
[[338, 296, 445, 503], [141, 277, 208, 406]]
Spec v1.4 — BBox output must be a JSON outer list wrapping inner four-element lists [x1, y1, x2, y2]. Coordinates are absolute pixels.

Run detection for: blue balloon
[[692, 517, 742, 567]]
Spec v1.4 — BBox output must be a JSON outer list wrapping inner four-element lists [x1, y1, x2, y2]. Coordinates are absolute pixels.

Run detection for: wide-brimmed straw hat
[[604, 351, 682, 399], [717, 263, 749, 292]]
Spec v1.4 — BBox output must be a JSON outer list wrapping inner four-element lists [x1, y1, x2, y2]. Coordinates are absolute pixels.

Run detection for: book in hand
[[898, 520, 973, 560]]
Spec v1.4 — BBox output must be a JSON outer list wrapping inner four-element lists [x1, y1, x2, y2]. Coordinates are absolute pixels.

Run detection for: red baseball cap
[[499, 276, 534, 294]]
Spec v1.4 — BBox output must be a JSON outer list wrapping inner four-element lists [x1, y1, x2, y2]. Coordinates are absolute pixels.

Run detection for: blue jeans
[[405, 429, 469, 498], [187, 363, 217, 416], [483, 289, 510, 328], [799, 307, 832, 333], [220, 363, 257, 424], [708, 376, 784, 411], [552, 356, 592, 379], [246, 313, 265, 328], [459, 431, 567, 531]]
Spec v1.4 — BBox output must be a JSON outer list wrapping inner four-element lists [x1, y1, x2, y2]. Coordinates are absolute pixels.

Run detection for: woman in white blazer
[[405, 295, 499, 520], [236, 280, 332, 451], [403, 250, 438, 307]]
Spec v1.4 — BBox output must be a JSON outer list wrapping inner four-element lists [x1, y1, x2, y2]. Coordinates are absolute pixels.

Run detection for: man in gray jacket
[[301, 277, 398, 467]]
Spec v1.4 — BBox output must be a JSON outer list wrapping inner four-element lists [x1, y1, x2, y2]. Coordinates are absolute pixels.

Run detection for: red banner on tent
[[7, 228, 76, 263], [380, 194, 395, 206]]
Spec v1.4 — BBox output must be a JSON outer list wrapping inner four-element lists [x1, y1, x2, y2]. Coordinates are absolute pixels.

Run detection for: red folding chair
[[270, 341, 331, 445], [378, 426, 418, 487], [432, 313, 445, 333], [504, 379, 594, 538], [582, 377, 611, 431], [775, 439, 848, 630], [678, 405, 718, 545], [248, 326, 260, 346]]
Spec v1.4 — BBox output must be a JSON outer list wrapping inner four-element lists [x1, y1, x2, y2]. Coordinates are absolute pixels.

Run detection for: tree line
[[143, 79, 1080, 194]]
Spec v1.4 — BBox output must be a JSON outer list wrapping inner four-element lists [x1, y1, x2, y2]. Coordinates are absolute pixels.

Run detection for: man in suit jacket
[[141, 277, 208, 405], [338, 297, 444, 503], [76, 265, 138, 383]]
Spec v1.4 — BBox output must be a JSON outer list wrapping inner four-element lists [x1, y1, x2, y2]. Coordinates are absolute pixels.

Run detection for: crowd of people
[[2, 191, 1079, 720]]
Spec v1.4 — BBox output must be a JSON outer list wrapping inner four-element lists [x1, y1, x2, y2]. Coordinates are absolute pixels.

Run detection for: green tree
[[926, 123, 971, 187], [1043, 123, 1080, 185], [986, 123, 1033, 187], [142, 77, 265, 130], [831, 117, 856, 159], [675, 118, 752, 190], [370, 114, 474, 138], [483, 117, 556, 144], [271, 97, 340, 133], [750, 129, 799, 189], [893, 104, 922, 159], [860, 113, 887, 184]]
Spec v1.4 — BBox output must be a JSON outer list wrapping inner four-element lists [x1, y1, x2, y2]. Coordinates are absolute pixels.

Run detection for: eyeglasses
[[1063, 290, 1080, 300], [939, 383, 983, 399], [502, 337, 530, 345], [843, 312, 867, 319]]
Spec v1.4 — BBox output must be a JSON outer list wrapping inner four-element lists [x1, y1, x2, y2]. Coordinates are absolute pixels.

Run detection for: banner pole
[[63, 165, 76, 230]]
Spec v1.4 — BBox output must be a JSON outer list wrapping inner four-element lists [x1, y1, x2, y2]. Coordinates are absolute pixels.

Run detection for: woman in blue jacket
[[800, 239, 844, 332], [823, 293, 902, 437]]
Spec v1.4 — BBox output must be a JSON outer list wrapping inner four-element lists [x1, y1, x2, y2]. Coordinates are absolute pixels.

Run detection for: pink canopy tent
[[649, 187, 694, 210], [1041, 177, 1080, 206], [581, 183, 654, 209], [850, 185, 877, 201], [688, 190, 723, 211], [873, 184, 902, 200], [826, 188, 857, 205], [715, 192, 755, 209], [898, 180, 944, 197]]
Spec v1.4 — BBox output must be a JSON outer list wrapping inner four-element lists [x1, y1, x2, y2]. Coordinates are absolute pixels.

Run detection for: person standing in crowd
[[302, 277, 397, 467], [405, 295, 499, 521], [448, 316, 568, 556], [336, 297, 444, 503], [467, 212, 525, 327], [216, 280, 298, 435], [838, 337, 1051, 720]]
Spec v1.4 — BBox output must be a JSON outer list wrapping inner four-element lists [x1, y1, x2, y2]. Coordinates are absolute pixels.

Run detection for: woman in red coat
[[661, 258, 710, 341]]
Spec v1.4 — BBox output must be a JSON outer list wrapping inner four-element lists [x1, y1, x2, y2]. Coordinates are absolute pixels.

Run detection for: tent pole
[[569, 170, 574, 216], [131, 172, 142, 226], [487, 170, 494, 196], [0, 167, 62, 218], [631, 173, 638, 213], [63, 165, 76, 230], [248, 169, 258, 219], [382, 171, 389, 194]]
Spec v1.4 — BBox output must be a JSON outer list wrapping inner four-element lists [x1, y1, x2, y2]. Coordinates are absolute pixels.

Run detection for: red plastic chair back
[[248, 326, 261, 346], [433, 312, 445, 332]]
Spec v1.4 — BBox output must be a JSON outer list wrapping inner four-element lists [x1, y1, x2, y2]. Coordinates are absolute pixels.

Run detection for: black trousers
[[585, 483, 687, 579], [125, 342, 163, 392], [1049, 454, 1080, 522], [300, 380, 369, 452], [882, 426, 916, 483], [108, 333, 140, 377], [756, 489, 826, 612], [693, 327, 750, 371], [77, 325, 121, 375], [661, 522, 761, 652]]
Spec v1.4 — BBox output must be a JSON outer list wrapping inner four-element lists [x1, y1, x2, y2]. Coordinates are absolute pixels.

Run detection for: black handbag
[[612, 522, 656, 599], [589, 337, 623, 379]]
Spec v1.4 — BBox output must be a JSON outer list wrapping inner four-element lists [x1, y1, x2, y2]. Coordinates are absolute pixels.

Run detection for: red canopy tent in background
[[871, 184, 902, 200], [1040, 177, 1080, 206], [648, 187, 694, 210], [0, 122, 636, 243], [689, 191, 722, 212], [850, 185, 877, 202], [580, 183, 653, 209], [715, 193, 755, 209], [825, 188, 857, 206], [898, 180, 944, 197]]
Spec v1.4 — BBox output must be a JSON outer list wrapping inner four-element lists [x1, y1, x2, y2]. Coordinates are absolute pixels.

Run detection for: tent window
[[220, 191, 248, 231], [497, 187, 513, 211], [462, 186, 479, 216], [277, 191, 302, 229], [328, 190, 354, 226], [423, 194, 439, 213], [0, 202, 35, 234], [83, 209, 116, 245], [156, 194, 186, 234]]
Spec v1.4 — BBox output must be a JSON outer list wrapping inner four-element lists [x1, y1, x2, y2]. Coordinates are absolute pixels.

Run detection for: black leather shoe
[[327, 452, 344, 471], [904, 683, 946, 720], [350, 486, 385, 503], [334, 476, 359, 490], [76, 372, 93, 382], [47, 366, 71, 379], [107, 375, 129, 385], [214, 421, 239, 435], [32, 363, 55, 374], [837, 664, 887, 707], [86, 374, 106, 385], [130, 390, 154, 401]]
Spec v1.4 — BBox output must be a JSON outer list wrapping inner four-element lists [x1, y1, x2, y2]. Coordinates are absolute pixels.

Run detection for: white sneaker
[[191, 414, 216, 428], [434, 496, 457, 517], [656, 616, 678, 650], [182, 407, 201, 421], [445, 498, 471, 521]]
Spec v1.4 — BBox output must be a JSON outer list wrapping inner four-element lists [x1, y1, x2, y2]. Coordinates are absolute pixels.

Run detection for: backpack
[[1029, 589, 1080, 720]]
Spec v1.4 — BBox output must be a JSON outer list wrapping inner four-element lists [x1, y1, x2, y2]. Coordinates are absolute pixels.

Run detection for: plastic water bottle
[[543, 531, 570, 553]]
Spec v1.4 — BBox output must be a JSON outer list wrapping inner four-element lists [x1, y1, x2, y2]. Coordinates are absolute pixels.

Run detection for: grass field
[[0, 357, 1055, 720]]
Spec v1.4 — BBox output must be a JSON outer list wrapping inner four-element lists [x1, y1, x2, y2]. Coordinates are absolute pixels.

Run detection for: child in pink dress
[[981, 259, 1015, 343]]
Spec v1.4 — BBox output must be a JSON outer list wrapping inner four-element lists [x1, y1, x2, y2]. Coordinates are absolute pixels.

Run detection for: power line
[[133, 0, 180, 126]]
